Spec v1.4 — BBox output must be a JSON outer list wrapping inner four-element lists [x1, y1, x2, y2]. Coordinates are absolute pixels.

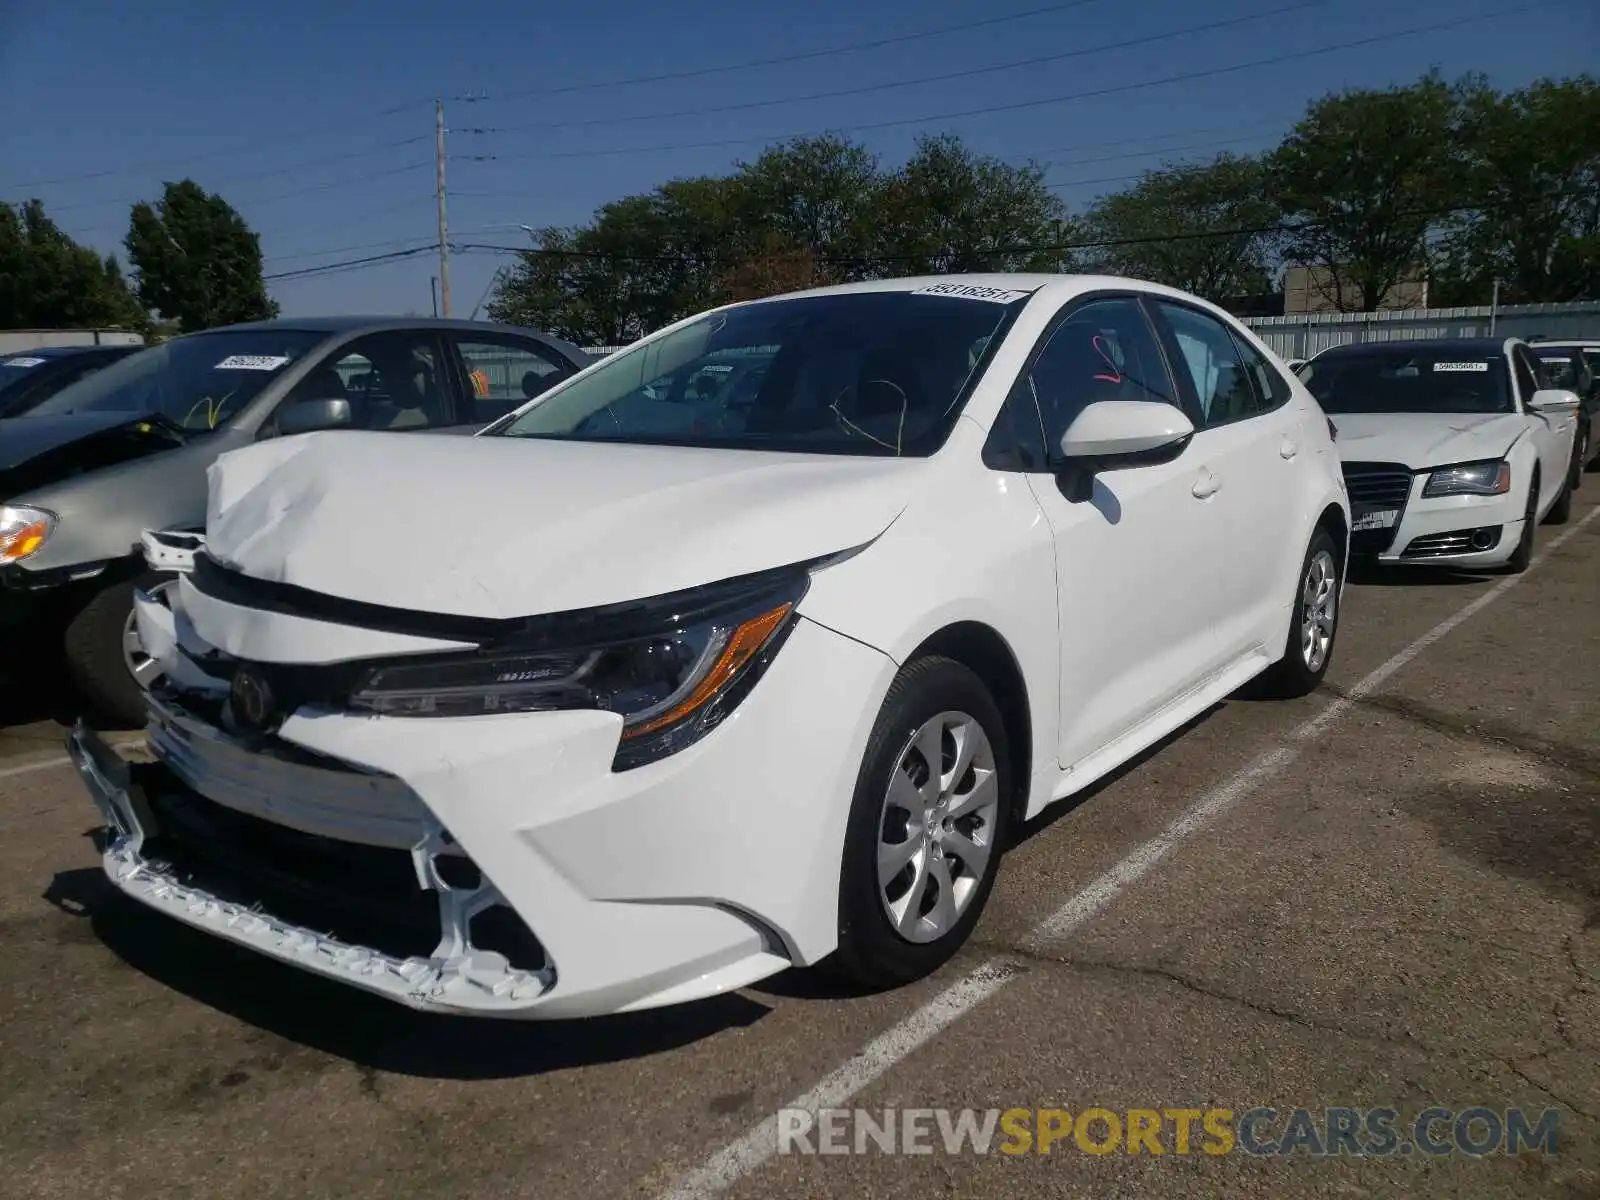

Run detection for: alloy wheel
[[1300, 548, 1337, 673], [877, 710, 1001, 944], [122, 579, 178, 690]]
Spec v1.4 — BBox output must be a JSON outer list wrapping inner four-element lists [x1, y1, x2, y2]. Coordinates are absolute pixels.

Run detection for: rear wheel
[[63, 571, 177, 728], [830, 656, 1012, 989], [1256, 526, 1340, 699]]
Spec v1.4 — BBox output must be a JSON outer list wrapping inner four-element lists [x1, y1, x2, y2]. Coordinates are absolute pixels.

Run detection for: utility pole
[[1489, 277, 1501, 336], [434, 98, 452, 317], [430, 276, 439, 317]]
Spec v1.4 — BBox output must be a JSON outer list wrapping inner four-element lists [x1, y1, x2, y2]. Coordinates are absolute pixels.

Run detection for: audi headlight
[[0, 505, 55, 565], [1422, 459, 1511, 497], [347, 569, 809, 770]]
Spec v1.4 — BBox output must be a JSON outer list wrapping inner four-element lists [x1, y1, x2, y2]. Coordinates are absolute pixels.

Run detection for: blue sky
[[2, 0, 1594, 321]]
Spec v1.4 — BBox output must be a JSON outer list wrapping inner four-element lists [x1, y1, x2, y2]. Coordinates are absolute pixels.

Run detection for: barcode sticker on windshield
[[1433, 361, 1490, 372], [215, 354, 291, 371], [3, 357, 44, 368], [911, 283, 1033, 304]]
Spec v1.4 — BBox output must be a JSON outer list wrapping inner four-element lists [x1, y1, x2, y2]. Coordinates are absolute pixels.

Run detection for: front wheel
[[1504, 474, 1539, 574], [1546, 455, 1574, 525], [829, 656, 1013, 990], [63, 570, 177, 728], [1256, 526, 1341, 699]]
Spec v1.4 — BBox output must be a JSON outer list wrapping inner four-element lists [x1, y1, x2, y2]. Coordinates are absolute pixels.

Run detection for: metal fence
[[1241, 300, 1600, 361]]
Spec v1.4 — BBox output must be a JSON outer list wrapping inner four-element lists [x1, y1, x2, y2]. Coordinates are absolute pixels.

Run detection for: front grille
[[1342, 461, 1415, 554], [1401, 527, 1503, 558], [135, 762, 444, 960], [147, 689, 433, 850]]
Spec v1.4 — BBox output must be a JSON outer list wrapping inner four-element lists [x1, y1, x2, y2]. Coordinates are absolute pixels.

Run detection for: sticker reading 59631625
[[911, 283, 1034, 304], [215, 354, 292, 371]]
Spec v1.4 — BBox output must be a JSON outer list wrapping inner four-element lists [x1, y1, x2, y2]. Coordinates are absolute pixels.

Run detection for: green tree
[[1269, 74, 1465, 311], [1080, 154, 1278, 301], [0, 200, 147, 331], [731, 135, 884, 279], [125, 180, 277, 332], [1443, 75, 1600, 303], [875, 133, 1067, 274]]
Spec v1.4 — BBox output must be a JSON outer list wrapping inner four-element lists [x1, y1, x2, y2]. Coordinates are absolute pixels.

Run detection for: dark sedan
[[0, 344, 143, 418]]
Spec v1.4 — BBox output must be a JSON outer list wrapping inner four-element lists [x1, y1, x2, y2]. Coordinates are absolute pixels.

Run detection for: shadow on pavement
[[43, 860, 772, 1080], [1346, 558, 1499, 588]]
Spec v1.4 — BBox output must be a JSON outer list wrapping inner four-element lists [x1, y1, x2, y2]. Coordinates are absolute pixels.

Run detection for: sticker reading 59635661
[[2, 356, 45, 368], [215, 354, 292, 371], [911, 283, 1034, 304], [1432, 361, 1490, 372]]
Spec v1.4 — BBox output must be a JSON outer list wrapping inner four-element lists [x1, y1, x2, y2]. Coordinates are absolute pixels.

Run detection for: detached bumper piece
[[68, 717, 558, 1016]]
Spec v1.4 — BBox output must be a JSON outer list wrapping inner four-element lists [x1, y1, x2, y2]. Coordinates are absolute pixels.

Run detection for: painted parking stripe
[[660, 503, 1600, 1199], [0, 754, 71, 782]]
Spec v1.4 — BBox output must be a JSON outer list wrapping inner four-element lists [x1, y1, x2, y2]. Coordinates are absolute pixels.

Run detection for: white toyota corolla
[[70, 274, 1350, 1019], [1300, 337, 1581, 572]]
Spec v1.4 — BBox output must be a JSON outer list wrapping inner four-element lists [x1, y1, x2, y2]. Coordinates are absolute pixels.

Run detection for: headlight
[[1422, 460, 1511, 497], [0, 505, 55, 565], [347, 570, 809, 770]]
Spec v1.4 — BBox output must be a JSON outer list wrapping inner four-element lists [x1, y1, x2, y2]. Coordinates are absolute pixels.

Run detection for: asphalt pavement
[[1, 494, 1596, 1200]]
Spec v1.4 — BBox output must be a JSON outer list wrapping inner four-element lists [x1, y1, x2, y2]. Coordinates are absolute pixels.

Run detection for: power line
[[499, 5, 1529, 162], [471, 0, 1329, 142], [37, 158, 434, 217], [453, 0, 1110, 105], [0, 101, 434, 193], [264, 245, 435, 282]]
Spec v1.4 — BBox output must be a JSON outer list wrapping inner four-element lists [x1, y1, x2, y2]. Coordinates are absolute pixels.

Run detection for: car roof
[[184, 315, 594, 361], [724, 271, 1231, 309], [1528, 339, 1600, 350], [0, 344, 136, 360], [1313, 337, 1516, 358]]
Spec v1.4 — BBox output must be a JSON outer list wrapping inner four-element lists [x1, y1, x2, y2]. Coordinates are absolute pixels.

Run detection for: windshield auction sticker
[[911, 283, 1034, 304], [2, 357, 45, 368], [1432, 361, 1491, 372], [215, 355, 292, 371]]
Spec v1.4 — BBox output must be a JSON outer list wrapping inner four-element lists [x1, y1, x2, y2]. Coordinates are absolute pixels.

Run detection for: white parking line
[[0, 754, 70, 782], [660, 503, 1600, 1199]]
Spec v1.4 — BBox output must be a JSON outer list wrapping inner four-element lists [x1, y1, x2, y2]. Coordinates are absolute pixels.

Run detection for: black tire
[[829, 656, 1013, 990], [1504, 473, 1539, 574], [1546, 460, 1573, 526], [1573, 428, 1589, 489], [1256, 526, 1341, 699], [62, 569, 172, 729]]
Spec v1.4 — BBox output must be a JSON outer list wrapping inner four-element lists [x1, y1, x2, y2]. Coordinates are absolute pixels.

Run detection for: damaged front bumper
[[68, 571, 895, 1019], [68, 715, 559, 1015]]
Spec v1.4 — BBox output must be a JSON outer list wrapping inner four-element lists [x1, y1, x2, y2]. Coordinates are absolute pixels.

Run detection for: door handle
[[1192, 470, 1221, 499], [1280, 437, 1299, 459]]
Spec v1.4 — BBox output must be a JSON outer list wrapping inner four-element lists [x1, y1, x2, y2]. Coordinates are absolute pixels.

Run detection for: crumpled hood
[[204, 430, 924, 619], [1331, 411, 1527, 468]]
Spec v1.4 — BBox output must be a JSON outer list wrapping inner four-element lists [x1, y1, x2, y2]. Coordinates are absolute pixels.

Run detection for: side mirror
[[1528, 388, 1580, 413], [277, 396, 354, 436], [1057, 400, 1195, 464]]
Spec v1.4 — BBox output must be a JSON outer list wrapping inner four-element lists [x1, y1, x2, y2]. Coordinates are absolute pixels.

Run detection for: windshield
[[0, 354, 51, 399], [1302, 348, 1512, 415], [489, 288, 1028, 456], [25, 329, 327, 430]]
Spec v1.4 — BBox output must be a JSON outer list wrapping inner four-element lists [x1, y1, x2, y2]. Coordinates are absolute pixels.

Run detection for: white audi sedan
[[1300, 338, 1581, 572], [70, 275, 1350, 1019]]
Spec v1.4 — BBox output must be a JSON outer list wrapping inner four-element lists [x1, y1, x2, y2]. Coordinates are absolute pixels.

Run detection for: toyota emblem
[[230, 669, 275, 731]]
